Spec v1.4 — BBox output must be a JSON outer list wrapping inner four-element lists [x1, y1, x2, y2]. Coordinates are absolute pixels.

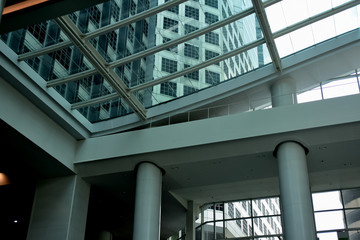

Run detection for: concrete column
[[270, 78, 297, 107], [27, 175, 90, 240], [276, 141, 316, 240], [186, 201, 196, 240], [133, 162, 163, 240]]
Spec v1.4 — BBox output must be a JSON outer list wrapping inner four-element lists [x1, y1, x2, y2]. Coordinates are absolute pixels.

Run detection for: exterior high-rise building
[[152, 0, 261, 103]]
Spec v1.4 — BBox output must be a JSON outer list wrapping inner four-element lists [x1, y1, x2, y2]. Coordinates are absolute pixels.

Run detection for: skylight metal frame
[[272, 0, 360, 39], [251, 0, 282, 71], [11, 0, 360, 123], [107, 0, 281, 70], [18, 40, 73, 61], [54, 16, 147, 119], [46, 68, 98, 87]]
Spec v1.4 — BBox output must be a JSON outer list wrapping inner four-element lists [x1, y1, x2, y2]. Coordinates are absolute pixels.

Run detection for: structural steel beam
[[18, 40, 73, 61], [54, 16, 147, 120], [71, 92, 119, 110], [251, 0, 282, 71], [46, 68, 98, 87]]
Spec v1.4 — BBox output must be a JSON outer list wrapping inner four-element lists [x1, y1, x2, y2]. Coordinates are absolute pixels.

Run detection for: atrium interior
[[1, 0, 360, 239]]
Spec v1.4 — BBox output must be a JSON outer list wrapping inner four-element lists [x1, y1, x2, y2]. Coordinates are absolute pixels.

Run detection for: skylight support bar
[[17, 40, 73, 61], [108, 0, 281, 69], [54, 16, 147, 120], [129, 38, 266, 93], [251, 0, 282, 71], [83, 0, 189, 40], [273, 0, 360, 39], [108, 8, 254, 69], [71, 92, 119, 110], [46, 69, 98, 87]]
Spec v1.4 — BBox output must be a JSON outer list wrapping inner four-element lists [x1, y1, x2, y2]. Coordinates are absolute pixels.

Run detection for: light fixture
[[0, 172, 10, 186], [3, 0, 50, 15]]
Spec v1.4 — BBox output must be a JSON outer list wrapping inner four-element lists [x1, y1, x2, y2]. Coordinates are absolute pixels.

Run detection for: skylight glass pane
[[297, 86, 322, 103], [311, 17, 336, 43], [334, 7, 360, 35], [77, 97, 134, 123], [69, 0, 152, 34], [272, 4, 360, 58], [142, 44, 271, 107], [322, 77, 359, 99]]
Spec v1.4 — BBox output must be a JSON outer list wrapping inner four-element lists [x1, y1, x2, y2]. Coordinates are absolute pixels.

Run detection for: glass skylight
[[1, 0, 359, 124]]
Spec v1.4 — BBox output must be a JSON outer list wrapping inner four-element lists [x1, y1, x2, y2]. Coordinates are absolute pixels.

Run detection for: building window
[[228, 202, 234, 218], [160, 82, 177, 97], [143, 20, 148, 37], [184, 44, 199, 59], [184, 64, 199, 81], [89, 6, 101, 28], [161, 58, 177, 73], [128, 25, 135, 43], [130, 0, 137, 15], [224, 63, 229, 77], [205, 32, 219, 45], [228, 24, 233, 36], [205, 0, 218, 8], [27, 22, 47, 44], [183, 85, 196, 95], [163, 37, 177, 53], [108, 31, 117, 50], [222, 27, 228, 39], [205, 50, 220, 65], [185, 6, 199, 20], [54, 47, 72, 70], [222, 7, 227, 18], [205, 70, 220, 85], [205, 12, 219, 24], [243, 221, 248, 235], [111, 1, 120, 22], [163, 17, 178, 33], [235, 209, 241, 227], [184, 24, 199, 35], [165, 0, 179, 13]]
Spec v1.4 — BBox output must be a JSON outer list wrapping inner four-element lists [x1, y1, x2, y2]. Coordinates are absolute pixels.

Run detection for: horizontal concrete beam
[[75, 93, 360, 176]]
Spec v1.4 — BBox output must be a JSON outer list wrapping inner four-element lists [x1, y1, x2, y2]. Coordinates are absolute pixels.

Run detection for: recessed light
[[14, 220, 18, 223]]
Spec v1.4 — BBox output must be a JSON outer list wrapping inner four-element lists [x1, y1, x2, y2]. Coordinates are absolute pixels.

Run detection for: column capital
[[134, 161, 166, 176], [273, 140, 309, 157]]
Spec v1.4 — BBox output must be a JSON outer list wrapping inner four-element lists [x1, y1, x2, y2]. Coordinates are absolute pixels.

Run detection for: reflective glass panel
[[215, 203, 224, 220], [225, 219, 252, 238], [314, 210, 346, 231], [203, 204, 214, 222], [253, 216, 282, 236], [312, 191, 343, 211], [322, 78, 359, 99], [345, 209, 360, 228], [297, 86, 322, 103], [252, 197, 281, 216], [202, 222, 214, 240], [224, 200, 251, 219], [342, 188, 360, 208]]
